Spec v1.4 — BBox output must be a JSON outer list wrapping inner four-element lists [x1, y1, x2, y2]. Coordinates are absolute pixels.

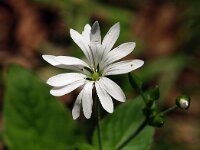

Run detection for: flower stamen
[[91, 72, 101, 81]]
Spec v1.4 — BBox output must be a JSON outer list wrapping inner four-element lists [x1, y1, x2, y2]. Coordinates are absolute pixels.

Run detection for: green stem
[[116, 119, 147, 150], [96, 95, 103, 150], [140, 91, 147, 104], [161, 105, 178, 116]]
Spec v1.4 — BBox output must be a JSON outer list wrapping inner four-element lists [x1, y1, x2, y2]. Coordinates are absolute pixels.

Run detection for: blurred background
[[0, 0, 199, 149]]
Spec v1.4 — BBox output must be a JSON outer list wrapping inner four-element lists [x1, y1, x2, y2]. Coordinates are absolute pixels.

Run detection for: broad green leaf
[[75, 143, 97, 150], [3, 65, 82, 150], [93, 97, 154, 150]]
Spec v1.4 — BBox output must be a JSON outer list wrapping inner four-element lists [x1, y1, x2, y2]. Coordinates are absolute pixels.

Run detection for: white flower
[[42, 21, 144, 119]]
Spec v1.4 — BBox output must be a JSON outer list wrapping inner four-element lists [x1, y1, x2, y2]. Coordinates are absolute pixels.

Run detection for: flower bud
[[176, 95, 191, 110], [148, 114, 164, 128], [144, 86, 160, 106]]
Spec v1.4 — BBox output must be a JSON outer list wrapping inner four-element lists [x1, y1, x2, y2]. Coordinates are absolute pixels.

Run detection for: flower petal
[[47, 73, 86, 87], [82, 24, 91, 44], [90, 21, 101, 44], [98, 77, 125, 102], [82, 82, 94, 119], [104, 59, 144, 76], [102, 22, 120, 55], [42, 55, 60, 66], [42, 55, 90, 73], [89, 21, 101, 67], [102, 42, 136, 66], [95, 81, 114, 113], [54, 56, 90, 68], [50, 79, 85, 96], [70, 28, 92, 61], [72, 90, 83, 120]]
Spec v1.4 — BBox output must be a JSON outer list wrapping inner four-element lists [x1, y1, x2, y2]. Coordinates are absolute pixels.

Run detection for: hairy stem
[[95, 95, 103, 150]]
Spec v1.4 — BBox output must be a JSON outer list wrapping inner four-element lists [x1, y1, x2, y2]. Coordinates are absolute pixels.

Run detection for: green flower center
[[91, 72, 101, 81]]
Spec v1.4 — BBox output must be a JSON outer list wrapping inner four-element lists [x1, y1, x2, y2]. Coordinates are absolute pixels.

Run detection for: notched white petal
[[70, 28, 92, 61], [95, 81, 114, 113], [90, 21, 101, 44], [42, 55, 59, 66], [47, 73, 86, 87], [82, 82, 94, 119], [54, 56, 90, 68], [50, 79, 85, 96], [72, 90, 83, 120], [82, 24, 91, 44], [42, 55, 91, 73], [102, 22, 120, 55], [99, 77, 125, 102], [104, 59, 144, 76], [102, 42, 136, 66]]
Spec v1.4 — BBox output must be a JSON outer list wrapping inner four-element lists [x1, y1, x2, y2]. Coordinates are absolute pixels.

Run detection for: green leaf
[[93, 97, 154, 150], [145, 87, 160, 101], [3, 65, 82, 150], [143, 86, 160, 107], [128, 73, 143, 92], [75, 143, 97, 150]]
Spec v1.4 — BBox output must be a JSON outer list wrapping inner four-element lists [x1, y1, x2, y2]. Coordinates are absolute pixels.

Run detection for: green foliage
[[128, 73, 143, 92], [139, 55, 186, 83], [93, 97, 154, 150], [138, 55, 186, 103], [144, 87, 160, 101], [143, 87, 160, 107], [3, 65, 83, 150], [75, 143, 97, 150], [182, 0, 200, 54], [147, 111, 164, 128], [3, 65, 155, 150]]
